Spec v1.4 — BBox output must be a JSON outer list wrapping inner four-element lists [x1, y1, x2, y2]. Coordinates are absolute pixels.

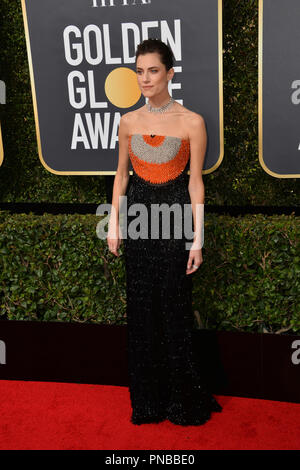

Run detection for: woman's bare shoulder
[[174, 105, 205, 138], [177, 104, 204, 121], [121, 107, 145, 127]]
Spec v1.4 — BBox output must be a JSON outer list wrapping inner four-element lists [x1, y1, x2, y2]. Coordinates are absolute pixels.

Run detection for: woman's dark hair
[[135, 38, 174, 71]]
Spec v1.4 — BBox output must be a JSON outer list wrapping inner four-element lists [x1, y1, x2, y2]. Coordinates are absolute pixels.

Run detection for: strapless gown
[[122, 134, 222, 425]]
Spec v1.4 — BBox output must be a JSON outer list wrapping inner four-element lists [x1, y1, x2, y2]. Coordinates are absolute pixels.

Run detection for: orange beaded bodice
[[128, 134, 190, 185]]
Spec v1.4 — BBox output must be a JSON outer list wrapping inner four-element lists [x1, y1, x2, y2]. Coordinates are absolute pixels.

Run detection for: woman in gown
[[107, 38, 222, 425]]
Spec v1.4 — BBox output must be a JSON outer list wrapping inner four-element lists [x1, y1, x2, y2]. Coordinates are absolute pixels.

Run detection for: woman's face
[[136, 52, 173, 97]]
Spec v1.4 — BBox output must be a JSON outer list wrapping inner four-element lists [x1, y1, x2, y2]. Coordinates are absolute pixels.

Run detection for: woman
[[107, 38, 222, 425]]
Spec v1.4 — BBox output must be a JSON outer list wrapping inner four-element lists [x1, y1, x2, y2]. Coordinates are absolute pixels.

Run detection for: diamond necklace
[[146, 96, 175, 113]]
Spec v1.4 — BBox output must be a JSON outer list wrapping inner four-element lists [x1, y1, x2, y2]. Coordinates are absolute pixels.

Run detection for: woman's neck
[[147, 93, 171, 108]]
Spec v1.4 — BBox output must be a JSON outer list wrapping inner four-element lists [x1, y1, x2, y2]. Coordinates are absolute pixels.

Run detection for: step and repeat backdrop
[[21, 0, 223, 174], [259, 0, 300, 177]]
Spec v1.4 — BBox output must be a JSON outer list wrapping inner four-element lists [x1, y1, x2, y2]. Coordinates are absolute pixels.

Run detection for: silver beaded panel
[[130, 134, 185, 164]]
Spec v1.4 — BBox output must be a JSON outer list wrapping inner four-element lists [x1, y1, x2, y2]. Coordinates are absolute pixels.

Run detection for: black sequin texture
[[123, 166, 222, 426]]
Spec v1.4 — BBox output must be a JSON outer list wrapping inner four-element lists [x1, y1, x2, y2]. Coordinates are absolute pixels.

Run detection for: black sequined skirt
[[123, 168, 222, 425]]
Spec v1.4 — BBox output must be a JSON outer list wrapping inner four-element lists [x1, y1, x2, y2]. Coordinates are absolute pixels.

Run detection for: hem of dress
[[130, 396, 222, 426]]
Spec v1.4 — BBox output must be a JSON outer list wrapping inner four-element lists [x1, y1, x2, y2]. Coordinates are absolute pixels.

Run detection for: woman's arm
[[186, 114, 207, 274], [107, 114, 130, 256]]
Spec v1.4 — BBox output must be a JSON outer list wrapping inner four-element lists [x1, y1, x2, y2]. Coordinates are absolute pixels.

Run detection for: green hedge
[[0, 210, 298, 334]]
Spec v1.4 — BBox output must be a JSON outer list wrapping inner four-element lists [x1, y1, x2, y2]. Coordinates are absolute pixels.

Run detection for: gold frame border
[[258, 0, 299, 178], [202, 0, 224, 175], [21, 0, 224, 176]]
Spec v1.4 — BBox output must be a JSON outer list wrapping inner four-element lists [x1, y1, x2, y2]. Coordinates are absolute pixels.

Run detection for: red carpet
[[0, 379, 299, 450]]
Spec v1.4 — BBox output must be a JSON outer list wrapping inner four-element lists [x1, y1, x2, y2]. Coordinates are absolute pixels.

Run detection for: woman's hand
[[107, 221, 122, 257], [186, 247, 203, 275]]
